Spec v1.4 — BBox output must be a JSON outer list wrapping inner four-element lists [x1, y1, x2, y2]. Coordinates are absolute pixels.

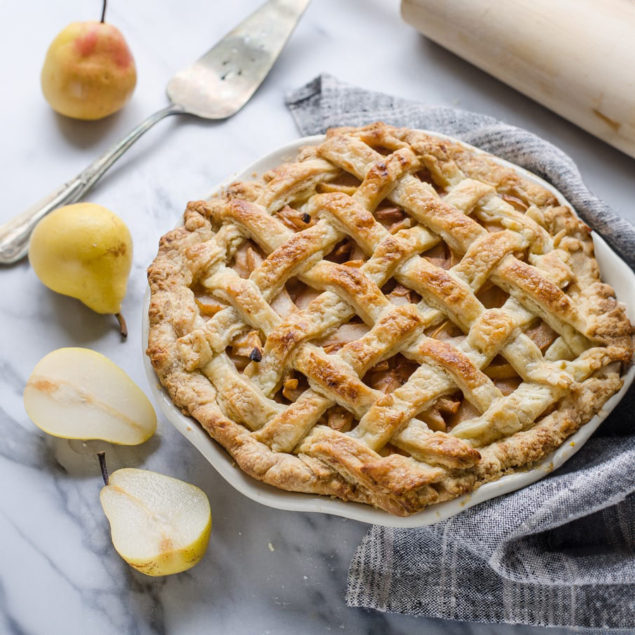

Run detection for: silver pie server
[[0, 0, 311, 264]]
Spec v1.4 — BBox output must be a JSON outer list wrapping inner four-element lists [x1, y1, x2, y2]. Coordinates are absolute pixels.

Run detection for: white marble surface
[[1, 1, 633, 634]]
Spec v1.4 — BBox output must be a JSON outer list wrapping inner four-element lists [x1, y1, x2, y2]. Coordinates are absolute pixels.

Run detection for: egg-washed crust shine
[[147, 123, 633, 516]]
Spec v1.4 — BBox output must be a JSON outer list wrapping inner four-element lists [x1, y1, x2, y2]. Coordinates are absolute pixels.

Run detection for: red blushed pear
[[41, 0, 136, 120]]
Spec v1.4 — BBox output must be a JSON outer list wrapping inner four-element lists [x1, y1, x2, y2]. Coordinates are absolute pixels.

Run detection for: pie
[[147, 123, 633, 516]]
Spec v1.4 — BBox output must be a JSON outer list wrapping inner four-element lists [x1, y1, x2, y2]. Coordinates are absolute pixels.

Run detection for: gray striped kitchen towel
[[286, 75, 635, 629]]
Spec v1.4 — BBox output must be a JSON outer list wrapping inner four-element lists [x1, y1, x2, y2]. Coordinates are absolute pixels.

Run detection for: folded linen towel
[[285, 74, 635, 630]]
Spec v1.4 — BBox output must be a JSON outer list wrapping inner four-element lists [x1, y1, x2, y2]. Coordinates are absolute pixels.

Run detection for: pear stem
[[97, 452, 109, 486], [100, 0, 107, 23], [115, 313, 128, 339]]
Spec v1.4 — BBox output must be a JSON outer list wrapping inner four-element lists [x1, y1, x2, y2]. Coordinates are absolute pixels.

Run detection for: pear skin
[[29, 203, 132, 327], [41, 21, 136, 120]]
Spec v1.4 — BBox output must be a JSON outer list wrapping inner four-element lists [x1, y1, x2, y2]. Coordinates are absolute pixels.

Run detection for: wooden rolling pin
[[401, 0, 635, 158]]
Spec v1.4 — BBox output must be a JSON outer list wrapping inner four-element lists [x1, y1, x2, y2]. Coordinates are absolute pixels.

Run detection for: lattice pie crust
[[147, 123, 632, 516]]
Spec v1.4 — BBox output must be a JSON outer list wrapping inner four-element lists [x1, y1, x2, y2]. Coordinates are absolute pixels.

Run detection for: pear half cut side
[[24, 347, 156, 445], [100, 468, 212, 576]]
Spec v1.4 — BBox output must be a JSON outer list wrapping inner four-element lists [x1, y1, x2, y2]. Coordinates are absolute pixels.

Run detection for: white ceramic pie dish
[[142, 132, 635, 528]]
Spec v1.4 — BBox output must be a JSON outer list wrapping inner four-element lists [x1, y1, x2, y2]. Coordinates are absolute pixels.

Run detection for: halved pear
[[24, 347, 156, 444], [100, 468, 212, 576]]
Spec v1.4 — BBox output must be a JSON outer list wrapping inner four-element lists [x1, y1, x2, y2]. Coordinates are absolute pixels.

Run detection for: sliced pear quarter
[[100, 468, 212, 576], [24, 347, 156, 445]]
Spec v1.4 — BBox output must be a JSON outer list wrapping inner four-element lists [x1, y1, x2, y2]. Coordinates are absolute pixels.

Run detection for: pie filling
[[148, 123, 632, 516]]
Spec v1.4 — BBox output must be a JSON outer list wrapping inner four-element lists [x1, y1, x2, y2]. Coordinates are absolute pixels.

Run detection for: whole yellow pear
[[41, 20, 136, 120], [29, 203, 133, 335]]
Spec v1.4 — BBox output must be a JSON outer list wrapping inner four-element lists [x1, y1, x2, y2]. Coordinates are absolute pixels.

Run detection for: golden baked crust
[[147, 123, 633, 516]]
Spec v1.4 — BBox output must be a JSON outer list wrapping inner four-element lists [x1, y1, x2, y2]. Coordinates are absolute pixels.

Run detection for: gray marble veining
[[1, 1, 632, 633]]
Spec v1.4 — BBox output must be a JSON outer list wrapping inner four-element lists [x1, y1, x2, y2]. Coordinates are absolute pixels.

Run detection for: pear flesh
[[24, 347, 156, 445], [100, 469, 212, 576], [28, 203, 132, 329]]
